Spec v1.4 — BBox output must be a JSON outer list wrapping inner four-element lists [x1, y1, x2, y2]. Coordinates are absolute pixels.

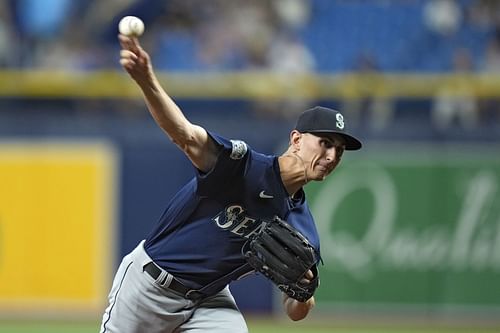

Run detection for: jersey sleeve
[[196, 131, 250, 197]]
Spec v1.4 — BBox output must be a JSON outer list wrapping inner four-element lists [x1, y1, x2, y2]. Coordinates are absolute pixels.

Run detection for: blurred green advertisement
[[307, 145, 500, 311]]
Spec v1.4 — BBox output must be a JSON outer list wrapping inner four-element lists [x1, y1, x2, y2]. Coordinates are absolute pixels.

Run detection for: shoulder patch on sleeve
[[230, 140, 248, 160]]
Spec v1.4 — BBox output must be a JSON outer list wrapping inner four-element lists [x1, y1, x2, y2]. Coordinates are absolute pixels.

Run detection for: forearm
[[283, 294, 315, 321], [136, 73, 218, 171], [119, 34, 196, 148], [137, 73, 191, 142], [118, 34, 218, 171]]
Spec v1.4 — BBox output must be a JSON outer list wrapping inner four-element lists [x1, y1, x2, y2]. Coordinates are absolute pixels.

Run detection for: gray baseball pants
[[100, 240, 248, 333]]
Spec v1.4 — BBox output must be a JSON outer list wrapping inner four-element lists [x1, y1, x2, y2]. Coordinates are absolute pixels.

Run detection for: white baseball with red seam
[[118, 16, 145, 37]]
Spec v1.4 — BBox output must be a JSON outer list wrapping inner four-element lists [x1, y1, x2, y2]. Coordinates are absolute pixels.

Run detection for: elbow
[[168, 126, 195, 152]]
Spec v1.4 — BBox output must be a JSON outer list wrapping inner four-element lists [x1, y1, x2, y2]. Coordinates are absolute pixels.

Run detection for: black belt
[[143, 262, 204, 301]]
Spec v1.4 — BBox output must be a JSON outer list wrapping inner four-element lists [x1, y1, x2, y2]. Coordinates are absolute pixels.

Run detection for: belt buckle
[[185, 290, 203, 301]]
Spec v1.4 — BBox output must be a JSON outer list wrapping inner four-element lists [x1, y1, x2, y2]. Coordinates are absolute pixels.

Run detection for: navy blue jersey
[[144, 132, 321, 295]]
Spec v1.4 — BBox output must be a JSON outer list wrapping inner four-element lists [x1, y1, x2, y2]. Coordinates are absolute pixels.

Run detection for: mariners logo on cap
[[336, 113, 345, 130]]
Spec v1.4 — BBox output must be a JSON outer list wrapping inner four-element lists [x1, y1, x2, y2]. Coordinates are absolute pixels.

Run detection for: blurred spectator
[[35, 27, 108, 70], [431, 47, 479, 131], [15, 0, 73, 39], [257, 30, 317, 119], [10, 0, 127, 69], [267, 32, 315, 73], [13, 0, 75, 66], [216, 0, 276, 70], [479, 37, 500, 72], [0, 1, 16, 67], [195, 1, 256, 71], [77, 0, 141, 38], [477, 36, 500, 125], [271, 1, 313, 64], [423, 0, 462, 37], [466, 0, 500, 30], [151, 0, 277, 71], [340, 52, 394, 131], [272, 0, 311, 31]]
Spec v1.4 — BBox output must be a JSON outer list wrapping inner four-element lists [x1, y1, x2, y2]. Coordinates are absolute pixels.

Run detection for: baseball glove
[[243, 216, 319, 302]]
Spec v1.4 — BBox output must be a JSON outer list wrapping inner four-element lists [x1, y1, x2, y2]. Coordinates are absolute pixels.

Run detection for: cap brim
[[308, 131, 362, 150], [339, 133, 362, 150]]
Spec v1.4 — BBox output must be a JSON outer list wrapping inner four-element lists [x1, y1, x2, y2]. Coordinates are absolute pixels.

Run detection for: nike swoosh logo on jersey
[[259, 190, 274, 199]]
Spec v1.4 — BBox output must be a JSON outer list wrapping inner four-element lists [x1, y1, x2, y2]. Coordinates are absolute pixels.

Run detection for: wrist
[[136, 70, 156, 88]]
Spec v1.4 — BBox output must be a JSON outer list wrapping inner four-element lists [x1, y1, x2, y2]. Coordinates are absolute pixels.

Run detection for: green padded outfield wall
[[306, 144, 500, 313]]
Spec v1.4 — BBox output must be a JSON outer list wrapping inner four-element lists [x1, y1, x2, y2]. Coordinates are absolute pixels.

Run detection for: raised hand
[[118, 34, 153, 84]]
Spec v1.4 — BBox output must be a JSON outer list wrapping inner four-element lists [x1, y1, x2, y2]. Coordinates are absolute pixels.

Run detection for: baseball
[[118, 16, 145, 37]]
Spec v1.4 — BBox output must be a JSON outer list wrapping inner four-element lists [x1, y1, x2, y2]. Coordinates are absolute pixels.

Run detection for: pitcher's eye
[[320, 139, 334, 149]]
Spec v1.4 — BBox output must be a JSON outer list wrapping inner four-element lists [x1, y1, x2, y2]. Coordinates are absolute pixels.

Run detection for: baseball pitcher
[[100, 34, 362, 333]]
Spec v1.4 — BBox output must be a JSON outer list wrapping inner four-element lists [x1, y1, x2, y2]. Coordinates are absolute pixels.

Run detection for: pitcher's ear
[[290, 130, 302, 152]]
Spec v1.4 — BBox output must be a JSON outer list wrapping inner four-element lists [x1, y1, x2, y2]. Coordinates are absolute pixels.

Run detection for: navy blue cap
[[295, 106, 362, 150]]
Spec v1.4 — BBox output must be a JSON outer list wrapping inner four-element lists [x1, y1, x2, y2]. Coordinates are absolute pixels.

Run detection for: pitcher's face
[[292, 132, 345, 181]]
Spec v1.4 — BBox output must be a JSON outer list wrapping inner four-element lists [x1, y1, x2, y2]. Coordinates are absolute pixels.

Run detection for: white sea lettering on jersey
[[245, 222, 266, 238], [230, 140, 247, 160], [232, 216, 259, 236], [212, 204, 263, 238]]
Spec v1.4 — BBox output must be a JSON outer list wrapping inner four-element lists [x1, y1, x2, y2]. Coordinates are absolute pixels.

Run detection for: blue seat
[[153, 31, 198, 71]]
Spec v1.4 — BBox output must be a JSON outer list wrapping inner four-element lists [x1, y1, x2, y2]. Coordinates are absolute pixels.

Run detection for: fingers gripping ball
[[118, 16, 145, 37]]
